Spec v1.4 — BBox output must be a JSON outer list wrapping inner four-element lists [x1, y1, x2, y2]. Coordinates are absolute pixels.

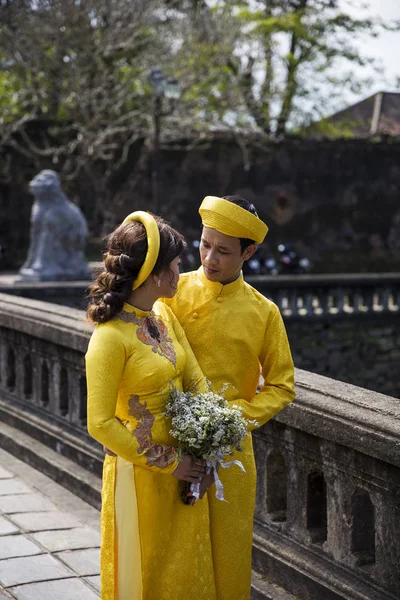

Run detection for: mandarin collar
[[122, 302, 152, 318], [197, 266, 244, 297]]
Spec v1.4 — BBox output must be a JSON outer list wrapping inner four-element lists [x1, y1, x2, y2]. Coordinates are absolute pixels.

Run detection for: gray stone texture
[[248, 274, 400, 400], [85, 576, 101, 593], [0, 517, 18, 536], [0, 449, 100, 597], [18, 170, 91, 282], [286, 314, 400, 399], [56, 548, 100, 576], [0, 554, 72, 587], [0, 468, 12, 479], [251, 368, 400, 600], [0, 494, 56, 514], [0, 535, 42, 560], [31, 527, 100, 552], [10, 511, 82, 532], [9, 578, 99, 600], [0, 479, 31, 496], [0, 448, 100, 528]]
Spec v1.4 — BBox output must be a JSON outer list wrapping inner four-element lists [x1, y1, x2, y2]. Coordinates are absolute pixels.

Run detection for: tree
[[168, 0, 398, 135], [0, 0, 397, 240], [0, 0, 173, 231]]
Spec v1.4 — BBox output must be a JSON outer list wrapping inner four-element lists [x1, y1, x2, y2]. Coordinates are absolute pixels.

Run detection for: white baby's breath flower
[[164, 382, 255, 462]]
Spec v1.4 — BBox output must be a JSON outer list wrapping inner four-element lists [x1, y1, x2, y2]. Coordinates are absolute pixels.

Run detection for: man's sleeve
[[229, 305, 295, 431]]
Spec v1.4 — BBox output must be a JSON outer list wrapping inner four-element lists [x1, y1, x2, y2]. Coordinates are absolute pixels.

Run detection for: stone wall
[[249, 273, 400, 399], [287, 314, 400, 399], [1, 134, 400, 271]]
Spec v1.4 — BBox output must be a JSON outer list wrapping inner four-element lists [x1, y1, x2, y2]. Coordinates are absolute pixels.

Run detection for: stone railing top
[[0, 292, 91, 352], [246, 272, 400, 288], [269, 368, 400, 469]]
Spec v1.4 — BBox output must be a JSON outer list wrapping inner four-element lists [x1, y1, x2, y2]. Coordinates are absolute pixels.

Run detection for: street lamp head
[[165, 78, 180, 100], [148, 67, 166, 98]]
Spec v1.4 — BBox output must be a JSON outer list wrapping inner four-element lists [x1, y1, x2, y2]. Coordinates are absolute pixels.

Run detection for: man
[[162, 194, 295, 600]]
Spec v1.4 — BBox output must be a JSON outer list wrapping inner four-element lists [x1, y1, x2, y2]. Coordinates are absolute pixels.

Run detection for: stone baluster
[[79, 375, 88, 427], [318, 289, 331, 315], [379, 287, 390, 312], [329, 288, 344, 314], [275, 290, 287, 315], [360, 288, 374, 313], [304, 292, 314, 315], [39, 359, 50, 408], [394, 288, 400, 311], [6, 345, 16, 392], [351, 289, 362, 314], [0, 337, 5, 388], [289, 289, 298, 316]]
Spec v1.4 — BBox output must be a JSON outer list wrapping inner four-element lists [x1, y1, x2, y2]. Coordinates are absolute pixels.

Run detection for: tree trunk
[[276, 0, 308, 136]]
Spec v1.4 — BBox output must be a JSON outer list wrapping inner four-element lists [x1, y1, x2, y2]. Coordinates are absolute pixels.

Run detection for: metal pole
[[152, 95, 162, 214]]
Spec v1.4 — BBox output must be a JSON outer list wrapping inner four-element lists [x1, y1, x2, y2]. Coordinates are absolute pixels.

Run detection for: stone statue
[[18, 170, 92, 282]]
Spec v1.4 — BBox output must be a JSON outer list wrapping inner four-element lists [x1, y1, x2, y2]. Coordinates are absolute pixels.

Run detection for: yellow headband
[[122, 211, 160, 290], [199, 196, 268, 244]]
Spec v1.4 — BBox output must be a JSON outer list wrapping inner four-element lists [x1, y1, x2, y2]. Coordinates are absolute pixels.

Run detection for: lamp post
[[148, 67, 179, 214]]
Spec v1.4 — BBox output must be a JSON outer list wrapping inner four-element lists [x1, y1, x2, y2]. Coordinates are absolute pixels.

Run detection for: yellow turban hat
[[199, 196, 268, 244]]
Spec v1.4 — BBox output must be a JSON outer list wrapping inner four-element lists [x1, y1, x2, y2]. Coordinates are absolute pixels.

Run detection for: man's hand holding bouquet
[[165, 383, 256, 505]]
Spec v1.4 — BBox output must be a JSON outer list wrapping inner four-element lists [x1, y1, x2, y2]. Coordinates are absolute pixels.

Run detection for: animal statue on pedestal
[[18, 170, 91, 282]]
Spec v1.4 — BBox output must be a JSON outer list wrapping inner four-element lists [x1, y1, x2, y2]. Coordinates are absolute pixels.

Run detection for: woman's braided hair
[[87, 215, 185, 324]]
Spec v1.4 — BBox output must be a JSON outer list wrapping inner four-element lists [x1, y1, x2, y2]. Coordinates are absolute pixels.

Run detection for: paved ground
[[0, 448, 100, 599], [0, 443, 296, 600]]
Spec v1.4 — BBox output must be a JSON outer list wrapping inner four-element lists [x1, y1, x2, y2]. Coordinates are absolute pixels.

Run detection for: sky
[[337, 0, 400, 105]]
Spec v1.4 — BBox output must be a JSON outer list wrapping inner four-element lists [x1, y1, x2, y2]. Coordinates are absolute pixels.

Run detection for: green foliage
[[0, 0, 397, 229], [1, 0, 395, 140]]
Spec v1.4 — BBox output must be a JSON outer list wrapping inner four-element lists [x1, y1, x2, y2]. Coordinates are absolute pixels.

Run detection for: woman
[[86, 211, 217, 600]]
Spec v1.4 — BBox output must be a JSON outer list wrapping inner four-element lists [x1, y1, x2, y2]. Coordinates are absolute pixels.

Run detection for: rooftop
[[309, 91, 400, 137]]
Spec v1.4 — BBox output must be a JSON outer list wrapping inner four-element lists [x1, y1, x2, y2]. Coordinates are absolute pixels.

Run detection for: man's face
[[199, 226, 256, 285]]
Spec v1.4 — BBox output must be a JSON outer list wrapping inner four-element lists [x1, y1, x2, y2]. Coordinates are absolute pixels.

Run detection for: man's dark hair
[[222, 195, 258, 252]]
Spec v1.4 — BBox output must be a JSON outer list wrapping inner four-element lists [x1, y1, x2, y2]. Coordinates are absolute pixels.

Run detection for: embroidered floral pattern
[[118, 310, 177, 367], [128, 394, 154, 453], [145, 444, 177, 468], [128, 394, 177, 468]]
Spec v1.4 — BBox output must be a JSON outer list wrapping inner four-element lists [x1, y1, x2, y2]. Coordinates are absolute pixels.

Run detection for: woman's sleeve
[[86, 325, 178, 474], [170, 312, 208, 394], [229, 306, 295, 431]]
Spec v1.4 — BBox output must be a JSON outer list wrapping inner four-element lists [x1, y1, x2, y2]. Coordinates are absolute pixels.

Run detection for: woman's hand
[[198, 472, 215, 499], [103, 446, 116, 457], [172, 454, 206, 483], [185, 472, 215, 506]]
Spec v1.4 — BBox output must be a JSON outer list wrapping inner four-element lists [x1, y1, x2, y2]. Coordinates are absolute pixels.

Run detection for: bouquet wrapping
[[165, 384, 256, 503]]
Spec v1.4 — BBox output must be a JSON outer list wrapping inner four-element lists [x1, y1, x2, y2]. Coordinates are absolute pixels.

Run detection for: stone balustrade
[[0, 293, 100, 475], [1, 271, 400, 318], [0, 293, 399, 599], [247, 273, 400, 319], [253, 369, 400, 600]]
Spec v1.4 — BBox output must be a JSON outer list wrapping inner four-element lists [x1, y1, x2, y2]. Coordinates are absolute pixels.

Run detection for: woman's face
[[158, 256, 181, 297]]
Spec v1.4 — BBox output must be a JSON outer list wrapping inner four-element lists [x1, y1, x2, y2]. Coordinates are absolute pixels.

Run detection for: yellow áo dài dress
[[86, 301, 217, 600]]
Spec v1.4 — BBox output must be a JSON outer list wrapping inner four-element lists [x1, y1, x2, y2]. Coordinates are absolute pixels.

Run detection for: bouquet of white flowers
[[164, 384, 256, 504]]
